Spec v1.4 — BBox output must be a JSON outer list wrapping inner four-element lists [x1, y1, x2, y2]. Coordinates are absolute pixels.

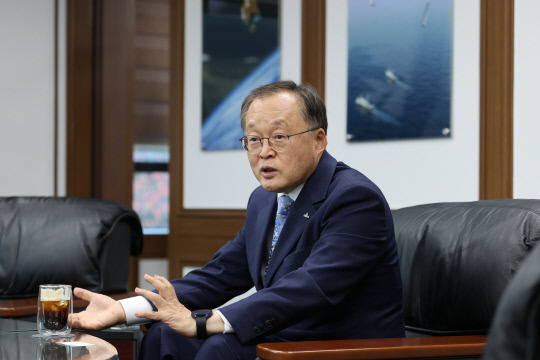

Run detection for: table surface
[[0, 318, 119, 360], [0, 292, 136, 318], [256, 335, 486, 360]]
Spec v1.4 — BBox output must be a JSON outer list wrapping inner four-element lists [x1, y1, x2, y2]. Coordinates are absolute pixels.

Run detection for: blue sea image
[[347, 0, 452, 141]]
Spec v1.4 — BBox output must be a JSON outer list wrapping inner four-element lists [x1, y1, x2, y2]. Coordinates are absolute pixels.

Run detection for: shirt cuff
[[215, 309, 235, 333], [118, 296, 153, 326]]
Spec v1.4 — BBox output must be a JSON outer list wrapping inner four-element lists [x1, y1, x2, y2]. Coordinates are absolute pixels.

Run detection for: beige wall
[[513, 1, 540, 199], [0, 0, 66, 196]]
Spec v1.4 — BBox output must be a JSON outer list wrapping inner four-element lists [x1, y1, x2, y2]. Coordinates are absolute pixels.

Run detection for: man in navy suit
[[72, 81, 404, 359]]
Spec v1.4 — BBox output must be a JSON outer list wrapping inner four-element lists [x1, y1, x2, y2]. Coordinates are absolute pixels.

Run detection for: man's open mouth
[[261, 166, 277, 176]]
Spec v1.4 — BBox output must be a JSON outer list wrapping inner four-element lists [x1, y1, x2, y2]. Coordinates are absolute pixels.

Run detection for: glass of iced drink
[[36, 339, 72, 360], [35, 284, 73, 337]]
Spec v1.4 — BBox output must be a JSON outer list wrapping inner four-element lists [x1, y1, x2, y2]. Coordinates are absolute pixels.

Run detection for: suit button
[[271, 317, 278, 325], [265, 320, 272, 328], [253, 326, 261, 333]]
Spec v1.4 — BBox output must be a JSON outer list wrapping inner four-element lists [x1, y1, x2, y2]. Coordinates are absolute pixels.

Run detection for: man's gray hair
[[240, 80, 328, 135]]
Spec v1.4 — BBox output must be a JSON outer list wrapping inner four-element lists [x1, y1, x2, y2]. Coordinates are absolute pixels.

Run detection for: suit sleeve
[[167, 227, 255, 311], [219, 184, 394, 343]]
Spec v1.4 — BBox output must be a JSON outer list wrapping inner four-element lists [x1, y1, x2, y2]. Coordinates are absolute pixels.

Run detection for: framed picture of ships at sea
[[346, 0, 452, 142]]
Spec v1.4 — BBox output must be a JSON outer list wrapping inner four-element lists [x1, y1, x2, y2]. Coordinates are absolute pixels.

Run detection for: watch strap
[[192, 309, 213, 339], [195, 315, 208, 339]]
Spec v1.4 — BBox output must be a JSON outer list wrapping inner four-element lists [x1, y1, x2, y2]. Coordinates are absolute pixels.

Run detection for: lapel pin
[[303, 213, 309, 218]]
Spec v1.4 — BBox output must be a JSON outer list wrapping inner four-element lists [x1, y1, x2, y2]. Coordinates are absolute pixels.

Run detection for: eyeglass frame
[[239, 127, 320, 153]]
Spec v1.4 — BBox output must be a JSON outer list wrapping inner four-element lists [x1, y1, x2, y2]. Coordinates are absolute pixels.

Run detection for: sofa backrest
[[393, 199, 540, 335], [0, 196, 143, 299]]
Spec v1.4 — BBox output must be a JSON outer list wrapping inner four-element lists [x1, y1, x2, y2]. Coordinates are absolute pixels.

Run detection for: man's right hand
[[71, 287, 127, 330]]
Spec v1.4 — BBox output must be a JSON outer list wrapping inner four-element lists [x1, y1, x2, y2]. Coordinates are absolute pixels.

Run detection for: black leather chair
[[397, 199, 540, 337], [482, 230, 540, 359], [0, 196, 143, 301], [257, 199, 540, 359]]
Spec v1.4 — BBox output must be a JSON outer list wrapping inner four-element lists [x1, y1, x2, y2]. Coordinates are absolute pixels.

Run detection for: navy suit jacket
[[170, 151, 404, 343]]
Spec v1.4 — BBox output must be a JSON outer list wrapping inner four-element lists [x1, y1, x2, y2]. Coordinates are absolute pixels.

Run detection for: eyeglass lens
[[245, 135, 287, 152]]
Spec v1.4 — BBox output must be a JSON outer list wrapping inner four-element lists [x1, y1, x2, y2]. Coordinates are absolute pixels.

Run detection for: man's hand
[[134, 274, 197, 337], [134, 274, 225, 338], [71, 288, 127, 330]]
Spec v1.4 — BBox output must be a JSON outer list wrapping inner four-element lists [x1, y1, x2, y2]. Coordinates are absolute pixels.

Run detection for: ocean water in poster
[[347, 0, 452, 142]]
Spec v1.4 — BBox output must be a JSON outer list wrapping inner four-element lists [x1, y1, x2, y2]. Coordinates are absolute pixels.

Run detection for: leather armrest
[[256, 335, 486, 360]]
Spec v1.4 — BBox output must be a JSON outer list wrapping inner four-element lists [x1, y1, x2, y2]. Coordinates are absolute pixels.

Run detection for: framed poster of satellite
[[200, 0, 280, 151]]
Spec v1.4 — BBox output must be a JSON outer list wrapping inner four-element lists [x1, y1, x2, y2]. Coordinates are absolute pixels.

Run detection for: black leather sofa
[[0, 196, 144, 300], [397, 199, 540, 337], [257, 199, 540, 359]]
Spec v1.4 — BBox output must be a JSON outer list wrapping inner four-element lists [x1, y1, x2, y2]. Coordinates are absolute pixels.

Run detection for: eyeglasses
[[239, 127, 319, 154]]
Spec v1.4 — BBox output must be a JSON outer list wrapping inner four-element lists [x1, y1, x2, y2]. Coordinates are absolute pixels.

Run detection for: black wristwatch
[[191, 309, 213, 339]]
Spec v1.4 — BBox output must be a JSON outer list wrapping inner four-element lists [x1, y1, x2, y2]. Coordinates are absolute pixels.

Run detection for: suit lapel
[[264, 151, 338, 286], [251, 199, 276, 289]]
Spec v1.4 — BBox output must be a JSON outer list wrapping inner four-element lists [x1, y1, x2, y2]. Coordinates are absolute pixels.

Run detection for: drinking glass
[[36, 339, 72, 360], [35, 284, 73, 338]]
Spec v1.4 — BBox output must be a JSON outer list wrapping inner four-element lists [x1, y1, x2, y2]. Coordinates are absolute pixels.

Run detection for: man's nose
[[259, 138, 275, 156]]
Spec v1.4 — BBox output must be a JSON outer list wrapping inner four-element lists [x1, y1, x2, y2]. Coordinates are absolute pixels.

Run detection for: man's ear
[[315, 128, 327, 153]]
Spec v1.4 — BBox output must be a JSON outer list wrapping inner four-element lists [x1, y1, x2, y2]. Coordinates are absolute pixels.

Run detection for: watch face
[[192, 309, 212, 318]]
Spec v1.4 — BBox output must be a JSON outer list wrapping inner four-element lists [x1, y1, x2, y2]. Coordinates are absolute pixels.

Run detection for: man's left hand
[[134, 274, 197, 338]]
